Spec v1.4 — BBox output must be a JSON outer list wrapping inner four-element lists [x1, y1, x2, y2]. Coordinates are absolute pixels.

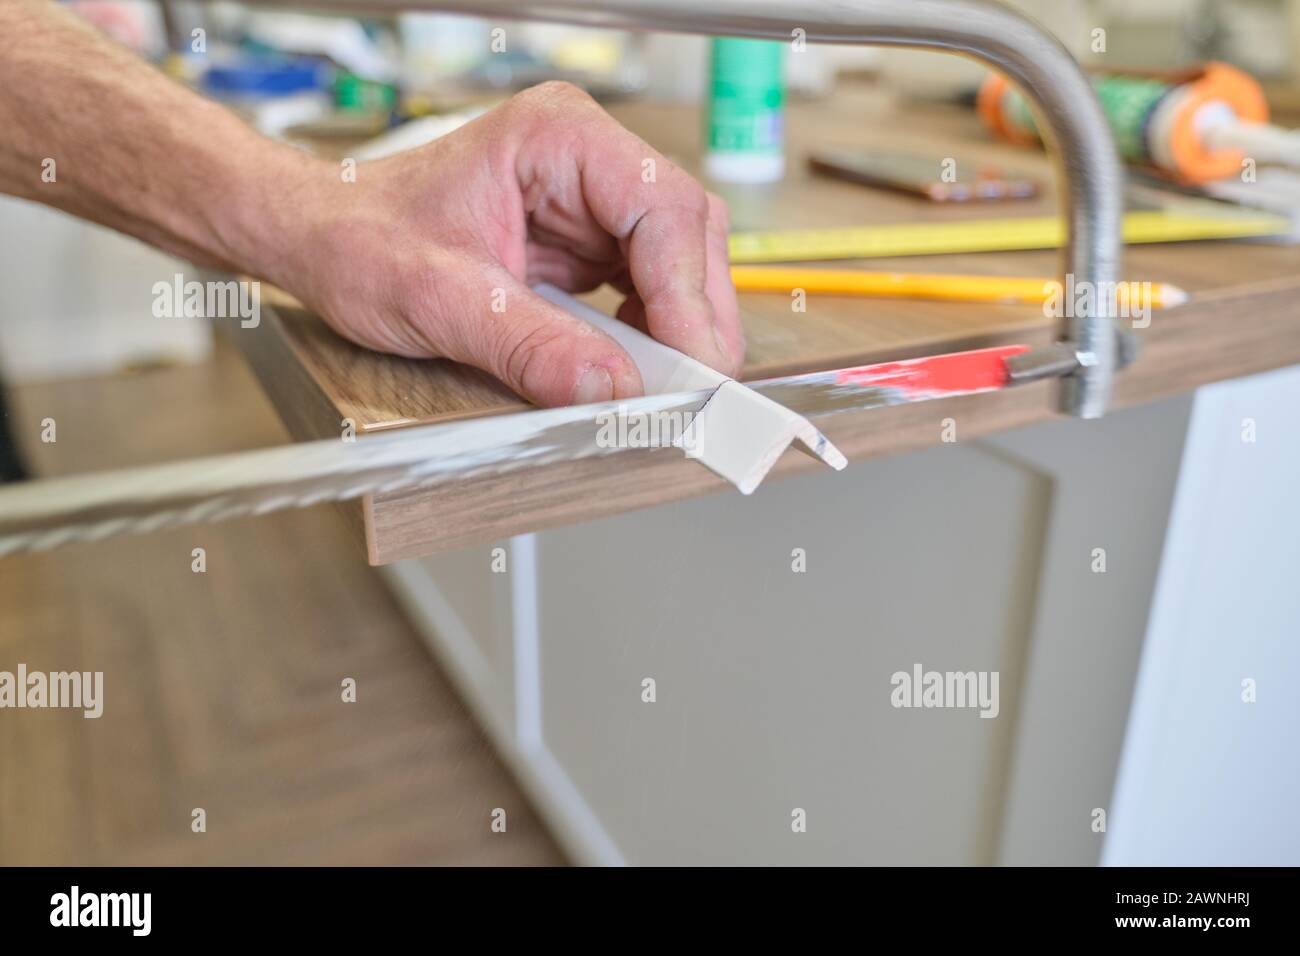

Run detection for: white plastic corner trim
[[535, 284, 847, 494]]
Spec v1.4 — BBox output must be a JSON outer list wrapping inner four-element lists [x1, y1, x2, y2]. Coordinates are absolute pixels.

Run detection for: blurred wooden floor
[[0, 339, 564, 865]]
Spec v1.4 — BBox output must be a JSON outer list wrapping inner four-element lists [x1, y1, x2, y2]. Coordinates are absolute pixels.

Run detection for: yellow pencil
[[730, 266, 1189, 309]]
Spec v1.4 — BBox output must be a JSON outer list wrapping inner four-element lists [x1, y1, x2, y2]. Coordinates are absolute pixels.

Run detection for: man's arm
[[0, 0, 743, 406], [0, 1, 308, 278]]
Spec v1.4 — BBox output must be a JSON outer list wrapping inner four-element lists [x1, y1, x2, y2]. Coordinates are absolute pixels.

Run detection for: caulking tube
[[978, 62, 1285, 183], [705, 38, 787, 184]]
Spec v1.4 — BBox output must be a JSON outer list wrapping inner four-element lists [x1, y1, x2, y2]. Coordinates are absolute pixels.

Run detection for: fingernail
[[571, 367, 613, 405]]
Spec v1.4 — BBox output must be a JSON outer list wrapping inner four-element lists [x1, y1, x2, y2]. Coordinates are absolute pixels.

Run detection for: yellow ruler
[[728, 210, 1292, 263]]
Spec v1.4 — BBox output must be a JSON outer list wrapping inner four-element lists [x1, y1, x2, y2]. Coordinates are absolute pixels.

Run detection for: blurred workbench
[[233, 84, 1300, 564]]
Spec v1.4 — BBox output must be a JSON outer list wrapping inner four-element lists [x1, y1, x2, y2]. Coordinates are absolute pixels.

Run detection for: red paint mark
[[836, 345, 1031, 396]]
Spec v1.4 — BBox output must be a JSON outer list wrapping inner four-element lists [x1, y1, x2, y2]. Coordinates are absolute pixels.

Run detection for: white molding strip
[[536, 284, 846, 493]]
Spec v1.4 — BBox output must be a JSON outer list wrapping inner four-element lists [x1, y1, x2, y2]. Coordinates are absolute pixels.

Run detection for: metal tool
[[0, 344, 1045, 557], [253, 0, 1125, 416]]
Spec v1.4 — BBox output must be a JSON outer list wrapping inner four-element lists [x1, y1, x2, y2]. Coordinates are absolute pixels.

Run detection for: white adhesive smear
[[535, 284, 846, 494]]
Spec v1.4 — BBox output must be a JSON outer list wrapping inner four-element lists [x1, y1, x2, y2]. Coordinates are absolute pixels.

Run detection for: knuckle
[[516, 80, 593, 114], [502, 82, 604, 149], [686, 182, 710, 219], [707, 192, 731, 232], [535, 79, 592, 102], [664, 175, 709, 222], [497, 318, 568, 391]]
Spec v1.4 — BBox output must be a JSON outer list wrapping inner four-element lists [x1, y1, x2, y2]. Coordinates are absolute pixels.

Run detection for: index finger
[[520, 88, 744, 376]]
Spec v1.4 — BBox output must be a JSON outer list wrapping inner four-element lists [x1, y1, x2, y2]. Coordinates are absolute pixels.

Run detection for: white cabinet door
[[535, 397, 1192, 864], [1105, 365, 1300, 866], [388, 395, 1195, 864]]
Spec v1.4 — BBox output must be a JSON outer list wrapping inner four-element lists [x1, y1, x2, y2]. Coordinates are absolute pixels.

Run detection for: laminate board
[[228, 85, 1300, 563]]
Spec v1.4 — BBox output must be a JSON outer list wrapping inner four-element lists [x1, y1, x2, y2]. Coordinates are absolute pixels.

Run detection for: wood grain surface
[[1, 340, 563, 865], [229, 84, 1300, 563]]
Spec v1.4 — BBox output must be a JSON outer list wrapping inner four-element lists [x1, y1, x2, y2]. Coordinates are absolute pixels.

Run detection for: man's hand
[[269, 83, 745, 407], [0, 1, 743, 408]]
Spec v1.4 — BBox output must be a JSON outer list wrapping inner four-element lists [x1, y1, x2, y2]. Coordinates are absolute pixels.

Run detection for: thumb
[[461, 278, 645, 408]]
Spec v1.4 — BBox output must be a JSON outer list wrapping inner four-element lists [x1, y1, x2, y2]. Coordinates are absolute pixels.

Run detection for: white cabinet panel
[[986, 396, 1194, 864], [1105, 365, 1300, 866], [536, 443, 1049, 865], [387, 395, 1196, 865]]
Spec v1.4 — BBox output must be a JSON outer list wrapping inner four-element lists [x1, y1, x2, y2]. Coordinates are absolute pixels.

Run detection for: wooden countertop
[[233, 85, 1300, 564]]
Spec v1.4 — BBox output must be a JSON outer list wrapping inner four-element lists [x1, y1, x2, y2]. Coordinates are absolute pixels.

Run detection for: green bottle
[[705, 38, 786, 184]]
